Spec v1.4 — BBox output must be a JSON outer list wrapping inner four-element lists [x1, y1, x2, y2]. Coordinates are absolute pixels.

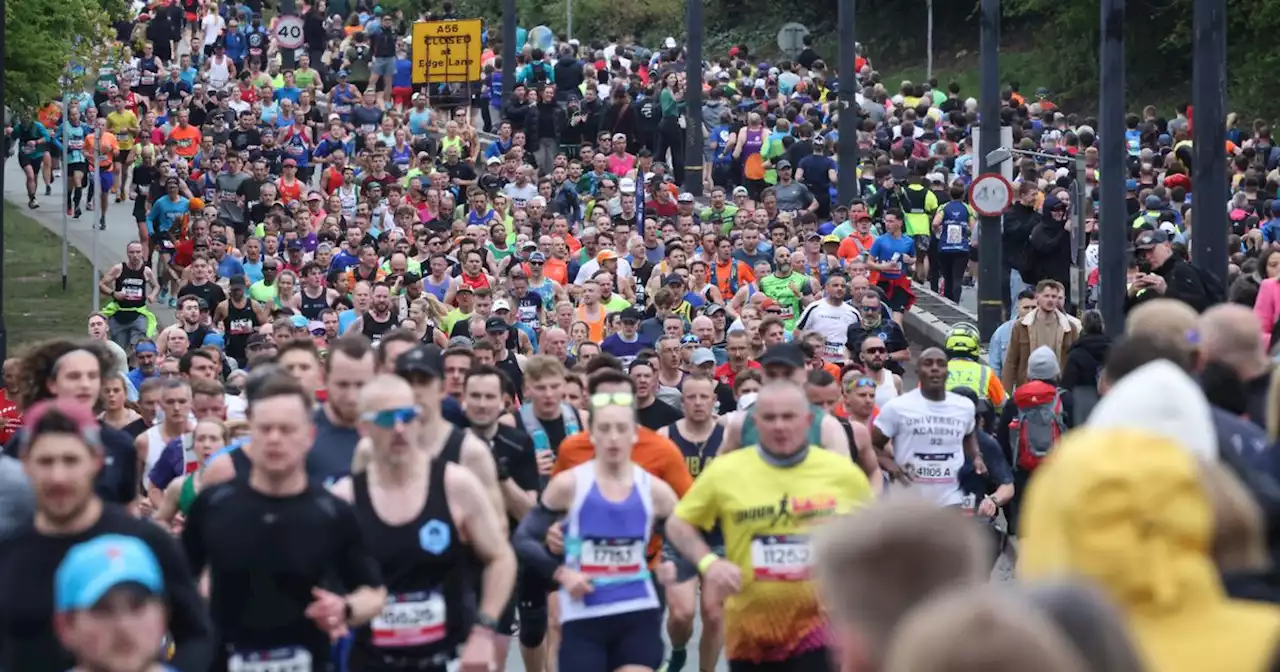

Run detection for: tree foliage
[[6, 0, 117, 115]]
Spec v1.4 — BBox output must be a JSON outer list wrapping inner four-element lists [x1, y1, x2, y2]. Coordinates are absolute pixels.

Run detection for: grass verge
[[3, 203, 96, 352]]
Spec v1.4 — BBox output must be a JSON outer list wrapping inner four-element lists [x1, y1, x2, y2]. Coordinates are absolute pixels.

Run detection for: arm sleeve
[[513, 505, 564, 581]]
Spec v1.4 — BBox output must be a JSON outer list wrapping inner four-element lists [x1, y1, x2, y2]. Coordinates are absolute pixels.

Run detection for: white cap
[[619, 177, 636, 194], [1087, 360, 1217, 460], [664, 36, 677, 49], [492, 299, 512, 312]]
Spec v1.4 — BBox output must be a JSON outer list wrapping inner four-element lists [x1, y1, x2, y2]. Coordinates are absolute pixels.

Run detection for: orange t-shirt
[[169, 124, 201, 159], [543, 258, 568, 285], [710, 259, 755, 297], [576, 304, 607, 343], [553, 427, 694, 568], [86, 132, 119, 169]]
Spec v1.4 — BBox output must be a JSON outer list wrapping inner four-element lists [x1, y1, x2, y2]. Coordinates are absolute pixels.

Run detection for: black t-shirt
[[228, 127, 262, 153], [637, 399, 684, 431], [181, 482, 383, 666], [488, 425, 541, 523], [177, 282, 226, 316], [0, 505, 215, 672]]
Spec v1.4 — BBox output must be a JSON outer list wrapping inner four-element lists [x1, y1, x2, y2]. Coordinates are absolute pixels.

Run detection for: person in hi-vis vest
[[943, 323, 1007, 409]]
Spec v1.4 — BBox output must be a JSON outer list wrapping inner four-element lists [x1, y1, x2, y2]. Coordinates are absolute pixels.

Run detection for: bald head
[[1127, 299, 1198, 357], [358, 374, 415, 413], [1199, 304, 1267, 377]]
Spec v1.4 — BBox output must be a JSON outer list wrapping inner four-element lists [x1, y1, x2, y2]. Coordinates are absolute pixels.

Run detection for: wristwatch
[[474, 613, 501, 632]]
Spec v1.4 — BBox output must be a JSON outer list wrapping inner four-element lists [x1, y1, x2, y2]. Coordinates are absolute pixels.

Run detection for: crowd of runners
[[7, 0, 1280, 671]]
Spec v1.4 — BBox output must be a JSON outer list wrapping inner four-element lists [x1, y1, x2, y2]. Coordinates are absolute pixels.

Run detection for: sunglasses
[[362, 406, 422, 429], [764, 308, 783, 314], [846, 377, 877, 390], [590, 392, 635, 409], [863, 346, 887, 354]]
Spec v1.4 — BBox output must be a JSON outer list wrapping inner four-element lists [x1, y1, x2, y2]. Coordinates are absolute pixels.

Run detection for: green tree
[[6, 0, 116, 115]]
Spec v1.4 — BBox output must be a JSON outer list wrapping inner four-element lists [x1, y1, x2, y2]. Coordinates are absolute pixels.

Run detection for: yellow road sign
[[411, 19, 483, 84]]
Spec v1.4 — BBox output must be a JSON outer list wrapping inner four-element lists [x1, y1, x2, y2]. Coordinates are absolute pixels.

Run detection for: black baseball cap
[[395, 345, 441, 380], [485, 317, 509, 333], [758, 343, 806, 370], [1133, 229, 1169, 250], [620, 307, 645, 322]]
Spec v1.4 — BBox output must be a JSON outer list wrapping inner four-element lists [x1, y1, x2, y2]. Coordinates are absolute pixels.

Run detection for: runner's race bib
[[227, 646, 311, 672], [140, 74, 155, 85], [907, 452, 958, 484], [945, 224, 963, 245], [121, 283, 144, 301], [750, 534, 812, 581], [959, 492, 977, 517], [229, 318, 254, 334], [360, 124, 377, 134], [579, 538, 645, 579], [69, 140, 85, 151], [333, 104, 352, 115], [371, 590, 447, 648], [823, 341, 844, 361]]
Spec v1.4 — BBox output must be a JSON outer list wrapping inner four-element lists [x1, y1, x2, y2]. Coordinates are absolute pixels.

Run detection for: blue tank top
[[64, 123, 87, 163], [283, 130, 309, 168], [423, 276, 450, 301], [391, 144, 412, 169], [937, 201, 972, 254], [408, 109, 432, 137], [805, 255, 831, 285], [331, 86, 357, 120], [561, 463, 658, 621]]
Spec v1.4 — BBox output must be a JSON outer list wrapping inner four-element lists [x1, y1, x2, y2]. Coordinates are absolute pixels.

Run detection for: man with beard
[[462, 365, 543, 670], [349, 282, 402, 345], [0, 398, 214, 671], [307, 336, 375, 485], [846, 291, 910, 376], [858, 336, 904, 408], [214, 274, 271, 365]]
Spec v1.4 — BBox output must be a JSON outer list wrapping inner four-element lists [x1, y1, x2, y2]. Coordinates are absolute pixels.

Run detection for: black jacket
[[1128, 253, 1209, 313], [1022, 195, 1074, 289], [553, 57, 584, 97], [600, 102, 640, 150], [1002, 201, 1040, 271], [1061, 333, 1110, 391], [530, 100, 565, 144], [501, 98, 536, 136]]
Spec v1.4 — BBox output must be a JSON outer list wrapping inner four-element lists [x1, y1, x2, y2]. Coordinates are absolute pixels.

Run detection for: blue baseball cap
[[55, 535, 164, 612], [203, 332, 225, 349], [290, 314, 309, 329]]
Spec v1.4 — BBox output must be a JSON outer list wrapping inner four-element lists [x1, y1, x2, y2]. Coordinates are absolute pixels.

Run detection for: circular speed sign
[[968, 173, 1013, 217], [275, 15, 305, 50]]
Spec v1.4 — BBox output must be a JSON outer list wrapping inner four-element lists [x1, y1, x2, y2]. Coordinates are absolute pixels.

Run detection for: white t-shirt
[[794, 300, 860, 361], [874, 389, 975, 507], [201, 14, 226, 47], [573, 257, 633, 285]]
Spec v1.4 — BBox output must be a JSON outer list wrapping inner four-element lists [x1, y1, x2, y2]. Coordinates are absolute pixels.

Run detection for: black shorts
[[559, 609, 663, 671], [876, 279, 912, 313], [19, 154, 44, 171], [67, 161, 89, 176]]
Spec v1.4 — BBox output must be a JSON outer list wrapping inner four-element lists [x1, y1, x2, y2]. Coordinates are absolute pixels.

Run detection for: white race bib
[[907, 452, 959, 484], [229, 318, 254, 334], [823, 341, 844, 361], [959, 492, 978, 517], [371, 591, 447, 648], [750, 534, 812, 581], [121, 284, 144, 301], [579, 538, 645, 579], [945, 224, 963, 244], [140, 74, 155, 85], [227, 646, 312, 672]]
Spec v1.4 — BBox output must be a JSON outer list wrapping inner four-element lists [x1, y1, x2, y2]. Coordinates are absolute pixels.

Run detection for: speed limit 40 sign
[[275, 15, 305, 49]]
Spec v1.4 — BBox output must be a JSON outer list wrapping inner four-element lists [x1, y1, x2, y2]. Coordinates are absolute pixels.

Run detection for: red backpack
[[1009, 380, 1067, 472]]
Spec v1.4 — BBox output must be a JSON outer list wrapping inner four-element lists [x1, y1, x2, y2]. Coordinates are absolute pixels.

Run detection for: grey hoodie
[[0, 455, 33, 541]]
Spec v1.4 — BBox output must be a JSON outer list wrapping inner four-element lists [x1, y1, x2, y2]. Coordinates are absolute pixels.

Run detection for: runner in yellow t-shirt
[[106, 103, 140, 200], [665, 380, 874, 670]]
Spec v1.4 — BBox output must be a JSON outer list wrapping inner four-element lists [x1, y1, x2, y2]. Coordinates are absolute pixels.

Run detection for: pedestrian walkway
[[2, 155, 175, 325]]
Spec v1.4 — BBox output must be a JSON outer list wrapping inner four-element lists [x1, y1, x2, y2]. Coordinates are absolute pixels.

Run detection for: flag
[[635, 175, 646, 236]]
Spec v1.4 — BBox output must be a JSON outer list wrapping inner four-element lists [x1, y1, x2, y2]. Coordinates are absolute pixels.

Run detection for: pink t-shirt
[[607, 152, 636, 177]]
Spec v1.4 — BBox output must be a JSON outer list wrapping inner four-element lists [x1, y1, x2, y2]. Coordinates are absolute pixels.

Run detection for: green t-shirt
[[759, 271, 803, 330]]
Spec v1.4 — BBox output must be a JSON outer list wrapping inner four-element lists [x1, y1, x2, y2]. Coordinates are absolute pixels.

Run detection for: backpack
[[1010, 386, 1066, 472], [530, 62, 550, 85]]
